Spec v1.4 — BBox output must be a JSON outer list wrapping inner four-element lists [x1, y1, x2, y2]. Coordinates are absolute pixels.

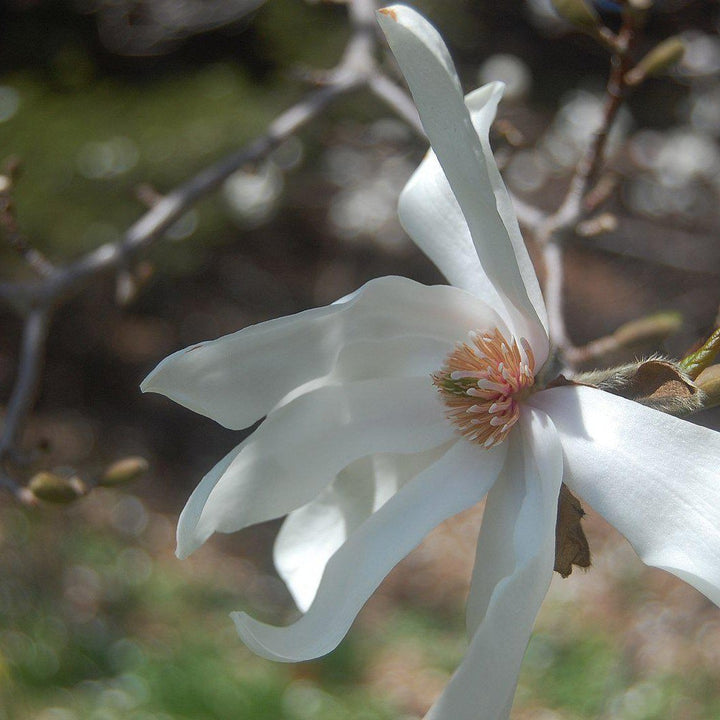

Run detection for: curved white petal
[[142, 276, 500, 430], [428, 408, 563, 720], [231, 439, 508, 662], [379, 7, 548, 358], [175, 441, 245, 559], [275, 441, 454, 612], [465, 84, 549, 357], [176, 376, 455, 559], [398, 147, 497, 304], [531, 385, 720, 606], [398, 83, 549, 359]]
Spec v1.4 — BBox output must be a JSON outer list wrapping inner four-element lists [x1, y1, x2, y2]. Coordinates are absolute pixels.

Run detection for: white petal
[[531, 385, 720, 606], [465, 84, 549, 356], [427, 408, 563, 720], [176, 376, 455, 559], [231, 439, 507, 662], [275, 441, 453, 612], [379, 7, 548, 356], [398, 84, 549, 358], [175, 441, 244, 559], [464, 436, 526, 639], [398, 134, 495, 301], [142, 276, 500, 430]]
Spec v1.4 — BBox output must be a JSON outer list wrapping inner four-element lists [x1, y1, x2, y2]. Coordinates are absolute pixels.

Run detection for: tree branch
[[532, 8, 641, 364]]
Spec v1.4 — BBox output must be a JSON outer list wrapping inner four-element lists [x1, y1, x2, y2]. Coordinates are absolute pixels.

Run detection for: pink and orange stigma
[[433, 328, 536, 448]]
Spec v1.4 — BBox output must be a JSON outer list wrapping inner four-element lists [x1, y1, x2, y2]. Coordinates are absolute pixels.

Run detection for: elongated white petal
[[275, 441, 453, 612], [464, 84, 549, 356], [379, 7, 548, 357], [176, 376, 455, 558], [428, 408, 563, 720], [398, 83, 549, 359], [398, 146, 497, 304], [464, 437, 525, 639], [142, 276, 500, 430], [531, 385, 720, 606], [231, 439, 507, 661]]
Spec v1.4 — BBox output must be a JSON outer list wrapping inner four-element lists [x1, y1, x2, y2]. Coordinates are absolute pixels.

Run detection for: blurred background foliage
[[2, 0, 720, 718]]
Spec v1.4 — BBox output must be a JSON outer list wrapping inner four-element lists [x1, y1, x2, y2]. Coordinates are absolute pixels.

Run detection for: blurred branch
[[530, 6, 642, 358], [0, 310, 48, 504], [368, 73, 422, 135], [0, 0, 428, 500], [566, 311, 683, 368]]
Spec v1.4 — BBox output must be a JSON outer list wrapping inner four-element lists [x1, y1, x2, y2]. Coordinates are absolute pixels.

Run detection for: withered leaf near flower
[[554, 483, 591, 578], [579, 358, 705, 416]]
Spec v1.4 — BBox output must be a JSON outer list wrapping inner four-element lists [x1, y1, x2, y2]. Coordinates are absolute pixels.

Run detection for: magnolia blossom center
[[433, 328, 536, 448]]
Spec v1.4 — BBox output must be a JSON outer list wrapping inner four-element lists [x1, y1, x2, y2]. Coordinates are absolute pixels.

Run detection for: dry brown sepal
[[28, 472, 87, 504], [575, 358, 705, 416], [99, 456, 149, 487], [555, 483, 591, 578], [625, 37, 685, 86], [538, 387, 592, 579]]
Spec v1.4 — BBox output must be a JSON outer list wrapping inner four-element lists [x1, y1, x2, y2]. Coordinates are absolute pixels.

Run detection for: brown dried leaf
[[554, 483, 591, 578], [623, 359, 695, 403], [574, 359, 705, 416]]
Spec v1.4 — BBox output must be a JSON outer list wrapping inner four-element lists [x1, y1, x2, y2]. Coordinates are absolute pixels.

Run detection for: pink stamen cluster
[[433, 328, 536, 448]]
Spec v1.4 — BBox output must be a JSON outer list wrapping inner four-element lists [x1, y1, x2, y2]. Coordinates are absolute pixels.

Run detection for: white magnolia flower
[[142, 6, 720, 719]]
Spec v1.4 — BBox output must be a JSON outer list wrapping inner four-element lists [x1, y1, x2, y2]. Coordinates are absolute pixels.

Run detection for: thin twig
[[0, 166, 55, 278], [0, 310, 49, 498], [533, 8, 640, 361]]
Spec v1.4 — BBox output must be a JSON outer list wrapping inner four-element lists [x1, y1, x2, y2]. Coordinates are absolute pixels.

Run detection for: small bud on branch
[[99, 456, 149, 487], [625, 37, 685, 86], [28, 472, 86, 504]]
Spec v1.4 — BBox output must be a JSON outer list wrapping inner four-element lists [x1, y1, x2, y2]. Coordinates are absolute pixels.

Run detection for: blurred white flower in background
[[143, 6, 720, 719]]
